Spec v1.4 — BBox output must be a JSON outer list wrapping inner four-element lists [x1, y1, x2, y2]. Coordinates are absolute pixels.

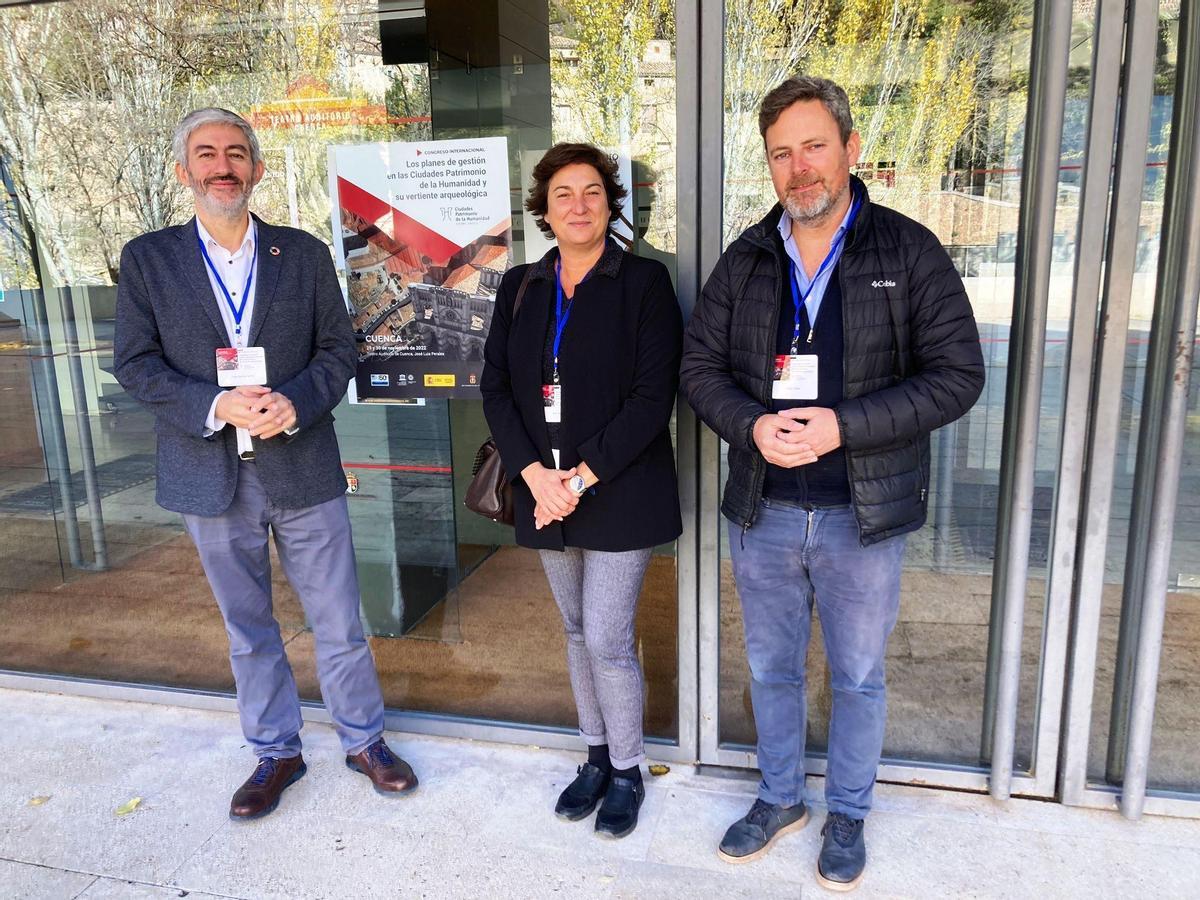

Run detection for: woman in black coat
[[481, 143, 682, 839]]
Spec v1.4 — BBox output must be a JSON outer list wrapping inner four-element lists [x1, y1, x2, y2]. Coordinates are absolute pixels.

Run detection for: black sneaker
[[817, 812, 866, 891], [555, 763, 611, 821], [717, 798, 809, 864], [594, 774, 645, 838]]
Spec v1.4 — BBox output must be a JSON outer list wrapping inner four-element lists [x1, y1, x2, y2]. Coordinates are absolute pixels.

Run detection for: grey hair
[[758, 76, 854, 144], [172, 107, 262, 169]]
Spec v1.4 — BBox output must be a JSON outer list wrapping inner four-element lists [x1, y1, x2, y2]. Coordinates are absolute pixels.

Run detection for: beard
[[782, 175, 848, 225], [187, 171, 253, 221]]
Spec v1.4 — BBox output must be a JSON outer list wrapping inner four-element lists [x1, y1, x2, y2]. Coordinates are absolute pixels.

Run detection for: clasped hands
[[522, 462, 582, 530], [215, 385, 297, 439], [752, 406, 842, 467]]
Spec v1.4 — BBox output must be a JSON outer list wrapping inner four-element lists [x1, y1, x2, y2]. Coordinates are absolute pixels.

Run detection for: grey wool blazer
[[114, 215, 355, 517]]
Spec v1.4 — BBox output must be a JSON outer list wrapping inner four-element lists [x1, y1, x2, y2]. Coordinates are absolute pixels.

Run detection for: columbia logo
[[871, 280, 897, 288]]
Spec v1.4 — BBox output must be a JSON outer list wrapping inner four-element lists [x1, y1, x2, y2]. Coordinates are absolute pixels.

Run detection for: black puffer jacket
[[681, 176, 985, 545]]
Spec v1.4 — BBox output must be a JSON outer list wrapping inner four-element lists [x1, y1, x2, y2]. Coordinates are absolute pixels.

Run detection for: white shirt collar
[[195, 214, 256, 259]]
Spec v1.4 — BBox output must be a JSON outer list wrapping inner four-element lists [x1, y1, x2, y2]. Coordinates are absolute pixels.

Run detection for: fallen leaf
[[648, 764, 670, 776], [28, 796, 51, 806], [115, 797, 142, 816]]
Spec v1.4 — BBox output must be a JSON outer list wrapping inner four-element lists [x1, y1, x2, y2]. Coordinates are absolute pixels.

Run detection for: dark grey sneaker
[[817, 812, 866, 891], [717, 798, 809, 864]]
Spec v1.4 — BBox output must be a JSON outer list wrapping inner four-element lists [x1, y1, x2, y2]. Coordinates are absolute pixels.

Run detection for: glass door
[[699, 0, 1079, 792]]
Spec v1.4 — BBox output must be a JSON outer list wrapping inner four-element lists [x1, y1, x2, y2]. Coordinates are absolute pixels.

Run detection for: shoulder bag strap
[[511, 264, 535, 320]]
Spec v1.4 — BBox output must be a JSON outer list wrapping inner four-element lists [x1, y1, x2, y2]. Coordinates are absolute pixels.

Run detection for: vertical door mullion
[[696, 0, 726, 763], [1059, 0, 1162, 806], [985, 0, 1074, 800], [1028, 0, 1126, 798], [1117, 0, 1200, 819], [675, 0, 702, 763]]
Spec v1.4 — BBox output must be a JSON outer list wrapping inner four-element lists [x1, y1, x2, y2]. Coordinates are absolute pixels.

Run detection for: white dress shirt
[[198, 216, 258, 449]]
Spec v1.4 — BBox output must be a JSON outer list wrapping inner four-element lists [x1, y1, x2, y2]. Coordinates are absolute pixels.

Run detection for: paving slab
[[0, 859, 96, 900], [77, 878, 236, 899]]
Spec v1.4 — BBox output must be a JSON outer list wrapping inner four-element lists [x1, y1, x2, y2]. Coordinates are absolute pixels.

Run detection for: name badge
[[542, 384, 562, 423], [772, 354, 818, 400], [216, 347, 268, 387]]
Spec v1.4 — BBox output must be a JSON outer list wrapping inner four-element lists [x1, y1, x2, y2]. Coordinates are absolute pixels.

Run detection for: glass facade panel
[[0, 0, 680, 742], [715, 0, 1059, 770]]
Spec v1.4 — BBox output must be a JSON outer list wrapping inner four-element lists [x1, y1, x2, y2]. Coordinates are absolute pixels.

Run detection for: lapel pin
[[269, 246, 281, 256]]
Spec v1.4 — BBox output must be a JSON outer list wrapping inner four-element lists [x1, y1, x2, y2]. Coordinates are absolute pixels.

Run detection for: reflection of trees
[[548, 1, 677, 252], [551, 0, 660, 146], [0, 0, 431, 287], [723, 0, 1028, 242]]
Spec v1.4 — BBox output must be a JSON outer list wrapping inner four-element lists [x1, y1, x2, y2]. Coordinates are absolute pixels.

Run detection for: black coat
[[680, 176, 985, 544], [481, 242, 683, 551]]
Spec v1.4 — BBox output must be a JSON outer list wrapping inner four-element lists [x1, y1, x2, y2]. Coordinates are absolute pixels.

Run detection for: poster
[[328, 137, 512, 401]]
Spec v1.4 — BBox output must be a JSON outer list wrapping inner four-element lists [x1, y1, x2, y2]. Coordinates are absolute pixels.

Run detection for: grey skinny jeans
[[539, 546, 653, 769]]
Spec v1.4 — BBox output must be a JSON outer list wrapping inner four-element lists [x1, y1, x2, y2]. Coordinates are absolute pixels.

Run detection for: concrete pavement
[[2, 688, 1199, 899]]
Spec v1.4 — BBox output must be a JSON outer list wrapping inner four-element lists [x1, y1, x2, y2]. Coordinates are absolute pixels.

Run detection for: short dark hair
[[758, 76, 854, 145], [524, 143, 627, 238]]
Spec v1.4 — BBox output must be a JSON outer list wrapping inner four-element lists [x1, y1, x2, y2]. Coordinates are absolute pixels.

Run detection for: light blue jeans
[[728, 500, 906, 818]]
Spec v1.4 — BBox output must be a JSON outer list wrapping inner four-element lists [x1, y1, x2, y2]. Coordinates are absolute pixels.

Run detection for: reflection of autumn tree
[[0, 4, 83, 284], [723, 0, 828, 240], [49, 1, 200, 282], [548, 1, 677, 251], [551, 0, 660, 146], [722, 0, 1022, 241], [0, 0, 429, 285]]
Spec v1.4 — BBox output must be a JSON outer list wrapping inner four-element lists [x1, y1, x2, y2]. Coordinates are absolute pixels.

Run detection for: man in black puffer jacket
[[681, 76, 984, 890]]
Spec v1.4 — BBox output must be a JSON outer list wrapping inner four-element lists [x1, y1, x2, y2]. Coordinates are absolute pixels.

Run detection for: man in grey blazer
[[115, 108, 417, 820]]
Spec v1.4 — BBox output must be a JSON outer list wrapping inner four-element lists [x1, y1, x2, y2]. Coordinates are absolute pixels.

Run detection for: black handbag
[[463, 266, 535, 525]]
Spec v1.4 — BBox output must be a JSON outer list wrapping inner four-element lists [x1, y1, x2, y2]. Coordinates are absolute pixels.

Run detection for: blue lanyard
[[197, 224, 257, 339], [788, 194, 861, 353], [552, 258, 575, 384]]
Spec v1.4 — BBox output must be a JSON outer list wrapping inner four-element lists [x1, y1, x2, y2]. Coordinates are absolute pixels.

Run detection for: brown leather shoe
[[345, 739, 418, 795], [229, 755, 307, 820]]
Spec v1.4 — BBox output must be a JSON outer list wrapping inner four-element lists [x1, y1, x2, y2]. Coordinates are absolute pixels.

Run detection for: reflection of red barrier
[[856, 162, 897, 187], [725, 161, 1167, 187], [342, 462, 453, 474]]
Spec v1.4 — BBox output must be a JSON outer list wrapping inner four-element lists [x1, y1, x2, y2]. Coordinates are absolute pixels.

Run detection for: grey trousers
[[539, 546, 653, 769], [182, 461, 385, 759]]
